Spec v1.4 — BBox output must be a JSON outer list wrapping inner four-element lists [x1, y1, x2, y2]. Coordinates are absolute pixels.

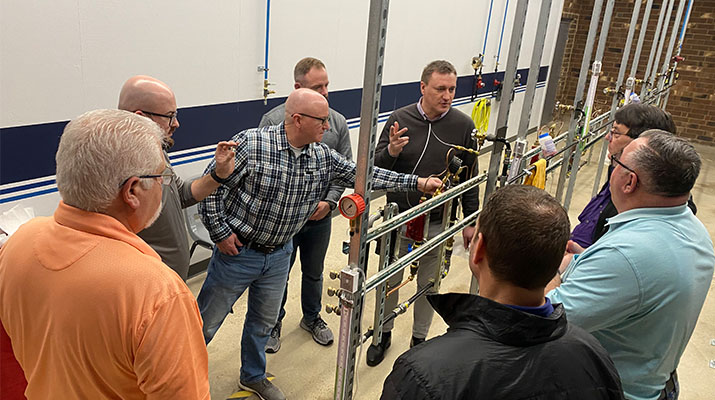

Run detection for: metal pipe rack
[[332, 0, 690, 397]]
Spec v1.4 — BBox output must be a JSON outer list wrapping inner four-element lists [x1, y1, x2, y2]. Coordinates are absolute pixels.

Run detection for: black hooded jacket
[[381, 293, 624, 400]]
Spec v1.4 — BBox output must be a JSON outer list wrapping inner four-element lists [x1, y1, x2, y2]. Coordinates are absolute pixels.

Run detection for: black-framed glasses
[[294, 113, 329, 125], [610, 153, 637, 176], [607, 123, 629, 140], [120, 167, 175, 187], [141, 110, 178, 126]]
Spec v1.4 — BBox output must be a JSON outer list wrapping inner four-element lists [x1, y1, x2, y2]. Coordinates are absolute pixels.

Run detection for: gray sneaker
[[265, 321, 281, 353], [300, 316, 334, 346], [239, 378, 286, 400]]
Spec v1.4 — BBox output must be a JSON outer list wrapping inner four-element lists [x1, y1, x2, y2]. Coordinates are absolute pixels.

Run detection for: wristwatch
[[210, 169, 229, 184]]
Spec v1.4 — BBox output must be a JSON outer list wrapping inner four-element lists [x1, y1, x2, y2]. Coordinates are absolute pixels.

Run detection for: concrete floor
[[186, 141, 715, 400]]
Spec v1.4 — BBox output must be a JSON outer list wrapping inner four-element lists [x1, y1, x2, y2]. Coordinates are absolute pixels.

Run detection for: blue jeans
[[197, 242, 292, 383], [278, 216, 331, 324]]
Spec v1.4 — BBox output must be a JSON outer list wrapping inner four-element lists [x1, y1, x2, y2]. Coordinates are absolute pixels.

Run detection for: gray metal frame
[[332, 0, 696, 397], [663, 0, 694, 108], [484, 0, 529, 198], [560, 0, 615, 211], [656, 0, 688, 105], [642, 0, 673, 98], [624, 0, 653, 106], [333, 0, 389, 398], [554, 0, 605, 204], [516, 0, 553, 141], [591, 0, 642, 196]]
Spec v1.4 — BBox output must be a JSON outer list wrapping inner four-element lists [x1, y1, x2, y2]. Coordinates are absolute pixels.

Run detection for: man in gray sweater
[[118, 75, 237, 280], [258, 57, 352, 352], [369, 60, 479, 366]]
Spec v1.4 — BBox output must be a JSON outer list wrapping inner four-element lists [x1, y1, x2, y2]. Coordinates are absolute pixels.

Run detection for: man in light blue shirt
[[548, 130, 714, 400]]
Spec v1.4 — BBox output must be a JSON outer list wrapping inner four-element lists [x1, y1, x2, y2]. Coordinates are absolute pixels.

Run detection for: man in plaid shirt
[[197, 88, 441, 400]]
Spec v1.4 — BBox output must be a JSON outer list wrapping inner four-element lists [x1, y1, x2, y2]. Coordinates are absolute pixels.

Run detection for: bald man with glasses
[[119, 75, 237, 280], [258, 57, 352, 352]]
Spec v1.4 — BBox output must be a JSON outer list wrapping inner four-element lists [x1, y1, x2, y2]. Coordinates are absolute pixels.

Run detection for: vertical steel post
[[663, 0, 694, 108], [554, 0, 605, 203], [624, 0, 655, 106], [333, 1, 390, 398], [656, 0, 688, 105], [562, 0, 615, 211], [483, 0, 528, 200], [591, 0, 643, 197], [516, 0, 553, 141], [371, 204, 397, 346], [645, 0, 676, 98], [641, 0, 670, 98], [473, 0, 527, 295]]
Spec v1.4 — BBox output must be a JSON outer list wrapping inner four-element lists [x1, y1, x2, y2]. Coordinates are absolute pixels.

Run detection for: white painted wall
[[0, 0, 565, 217]]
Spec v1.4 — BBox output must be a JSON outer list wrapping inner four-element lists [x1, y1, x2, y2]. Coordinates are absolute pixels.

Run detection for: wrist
[[210, 169, 230, 184]]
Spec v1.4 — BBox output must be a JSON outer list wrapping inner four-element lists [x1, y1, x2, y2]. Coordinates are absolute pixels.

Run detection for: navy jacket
[[381, 293, 624, 400]]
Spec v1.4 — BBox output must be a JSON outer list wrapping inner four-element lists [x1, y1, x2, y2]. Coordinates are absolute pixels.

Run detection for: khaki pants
[[382, 219, 443, 339]]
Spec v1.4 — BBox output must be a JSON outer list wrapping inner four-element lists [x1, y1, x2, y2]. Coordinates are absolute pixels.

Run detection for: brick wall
[[555, 0, 715, 144]]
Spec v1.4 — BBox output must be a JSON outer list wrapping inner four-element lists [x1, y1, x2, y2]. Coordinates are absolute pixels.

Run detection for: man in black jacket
[[381, 185, 624, 400]]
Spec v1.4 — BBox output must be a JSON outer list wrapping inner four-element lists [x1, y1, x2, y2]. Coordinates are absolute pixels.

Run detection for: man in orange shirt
[[0, 109, 210, 399]]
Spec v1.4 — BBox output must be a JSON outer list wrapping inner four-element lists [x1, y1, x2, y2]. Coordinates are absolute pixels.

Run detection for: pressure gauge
[[338, 193, 366, 220]]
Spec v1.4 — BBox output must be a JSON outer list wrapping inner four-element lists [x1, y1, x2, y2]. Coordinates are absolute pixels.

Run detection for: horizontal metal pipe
[[364, 209, 480, 293], [522, 112, 611, 160], [365, 173, 487, 243]]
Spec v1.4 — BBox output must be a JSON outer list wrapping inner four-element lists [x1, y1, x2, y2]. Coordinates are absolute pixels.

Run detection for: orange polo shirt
[[0, 202, 210, 399]]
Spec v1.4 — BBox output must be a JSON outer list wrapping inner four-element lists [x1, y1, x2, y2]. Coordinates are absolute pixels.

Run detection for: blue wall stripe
[[1, 188, 59, 204], [0, 178, 57, 196], [172, 154, 215, 166], [1, 67, 548, 188]]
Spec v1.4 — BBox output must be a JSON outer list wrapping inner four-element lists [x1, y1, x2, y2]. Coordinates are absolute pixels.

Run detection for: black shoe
[[366, 331, 391, 367], [410, 335, 425, 348]]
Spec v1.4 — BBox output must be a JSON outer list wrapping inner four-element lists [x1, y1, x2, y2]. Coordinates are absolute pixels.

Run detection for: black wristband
[[210, 169, 229, 184]]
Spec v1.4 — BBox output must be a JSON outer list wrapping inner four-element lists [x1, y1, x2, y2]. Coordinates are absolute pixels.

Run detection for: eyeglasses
[[141, 110, 178, 126], [294, 113, 329, 125], [120, 167, 175, 187], [610, 153, 637, 176], [607, 124, 629, 140]]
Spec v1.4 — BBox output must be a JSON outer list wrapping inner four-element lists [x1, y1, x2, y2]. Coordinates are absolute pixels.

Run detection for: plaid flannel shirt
[[199, 123, 418, 245]]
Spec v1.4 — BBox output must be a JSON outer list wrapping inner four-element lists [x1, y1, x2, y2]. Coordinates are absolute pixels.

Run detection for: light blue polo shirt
[[548, 205, 714, 400]]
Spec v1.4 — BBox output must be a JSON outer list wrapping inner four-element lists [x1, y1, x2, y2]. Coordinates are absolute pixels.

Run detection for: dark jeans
[[278, 215, 331, 324], [197, 243, 292, 383]]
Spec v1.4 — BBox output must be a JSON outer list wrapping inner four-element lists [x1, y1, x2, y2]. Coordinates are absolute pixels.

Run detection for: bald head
[[118, 75, 179, 147], [283, 89, 330, 147], [284, 88, 328, 120], [118, 75, 175, 111]]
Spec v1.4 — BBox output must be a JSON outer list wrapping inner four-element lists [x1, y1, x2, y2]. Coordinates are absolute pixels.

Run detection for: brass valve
[[329, 270, 340, 280], [325, 304, 341, 315], [262, 79, 275, 105], [327, 287, 339, 297], [554, 102, 574, 112]]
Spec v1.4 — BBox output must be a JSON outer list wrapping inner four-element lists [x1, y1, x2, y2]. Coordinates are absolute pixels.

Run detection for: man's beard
[[144, 201, 163, 230], [163, 137, 175, 150]]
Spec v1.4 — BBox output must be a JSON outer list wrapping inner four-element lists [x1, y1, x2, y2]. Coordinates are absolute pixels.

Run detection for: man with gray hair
[[0, 110, 209, 398], [548, 130, 714, 400], [119, 75, 237, 280], [259, 57, 352, 351]]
